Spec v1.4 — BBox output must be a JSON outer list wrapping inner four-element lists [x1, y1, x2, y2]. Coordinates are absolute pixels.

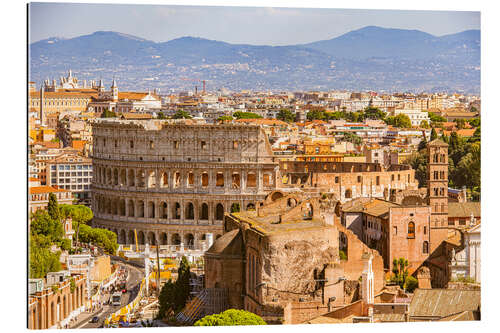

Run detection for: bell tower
[[111, 79, 118, 101], [427, 138, 449, 251]]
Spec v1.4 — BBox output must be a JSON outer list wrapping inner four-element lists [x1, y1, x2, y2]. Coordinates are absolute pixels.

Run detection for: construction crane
[[134, 229, 139, 252], [180, 77, 206, 94]]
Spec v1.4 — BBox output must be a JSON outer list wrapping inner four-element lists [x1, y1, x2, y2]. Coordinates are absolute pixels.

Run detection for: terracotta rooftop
[[409, 289, 480, 318], [448, 202, 481, 218], [29, 186, 69, 195]]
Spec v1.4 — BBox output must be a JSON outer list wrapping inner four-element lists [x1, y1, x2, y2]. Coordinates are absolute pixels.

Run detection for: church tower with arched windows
[[427, 138, 449, 252]]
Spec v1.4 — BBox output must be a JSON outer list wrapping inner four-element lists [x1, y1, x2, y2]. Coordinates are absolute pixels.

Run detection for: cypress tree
[[47, 193, 60, 221], [430, 127, 438, 141]]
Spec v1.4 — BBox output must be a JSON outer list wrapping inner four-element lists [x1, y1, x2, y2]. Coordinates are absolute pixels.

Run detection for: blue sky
[[29, 2, 480, 45]]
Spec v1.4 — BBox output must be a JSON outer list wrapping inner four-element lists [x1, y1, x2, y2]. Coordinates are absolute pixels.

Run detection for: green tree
[[47, 193, 60, 221], [194, 309, 267, 326], [276, 108, 295, 123], [420, 120, 430, 129], [60, 204, 93, 243], [418, 139, 427, 151], [428, 112, 447, 123], [30, 210, 63, 242], [176, 256, 191, 310], [455, 118, 466, 129], [404, 276, 419, 293], [385, 114, 412, 128], [29, 233, 62, 278], [77, 224, 118, 254], [391, 258, 409, 289], [343, 132, 362, 145], [173, 110, 192, 119], [430, 128, 438, 141], [232, 111, 262, 119], [101, 109, 117, 118], [217, 115, 233, 122], [157, 279, 178, 318], [157, 112, 166, 119], [306, 109, 326, 121], [363, 106, 386, 120], [469, 118, 480, 128]]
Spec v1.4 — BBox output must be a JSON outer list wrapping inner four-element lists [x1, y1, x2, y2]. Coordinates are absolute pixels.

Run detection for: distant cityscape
[[28, 67, 480, 328]]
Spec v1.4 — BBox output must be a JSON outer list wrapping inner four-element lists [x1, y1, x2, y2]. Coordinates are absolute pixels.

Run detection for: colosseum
[[91, 120, 279, 249]]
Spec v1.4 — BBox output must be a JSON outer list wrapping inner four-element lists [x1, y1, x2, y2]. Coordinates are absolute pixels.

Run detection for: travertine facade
[[91, 120, 278, 248], [279, 161, 417, 203]]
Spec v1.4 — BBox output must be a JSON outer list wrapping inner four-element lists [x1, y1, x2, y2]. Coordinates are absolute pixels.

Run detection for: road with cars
[[73, 262, 144, 329]]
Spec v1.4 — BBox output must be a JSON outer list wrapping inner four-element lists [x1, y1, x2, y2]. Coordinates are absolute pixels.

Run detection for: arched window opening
[[161, 202, 168, 219], [247, 173, 257, 188], [215, 203, 224, 220], [423, 241, 429, 254], [216, 173, 224, 187], [161, 172, 168, 187], [201, 172, 209, 187], [408, 222, 415, 239], [232, 173, 241, 189], [246, 203, 255, 211], [187, 172, 194, 187], [185, 202, 194, 220], [173, 202, 181, 219], [345, 189, 352, 199], [174, 172, 181, 188], [128, 169, 135, 186], [200, 203, 209, 220]]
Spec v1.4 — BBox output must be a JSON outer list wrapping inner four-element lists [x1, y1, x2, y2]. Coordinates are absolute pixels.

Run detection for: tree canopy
[[233, 111, 262, 119], [385, 114, 412, 128], [157, 256, 192, 318], [172, 110, 192, 119], [276, 108, 295, 123], [194, 309, 267, 326]]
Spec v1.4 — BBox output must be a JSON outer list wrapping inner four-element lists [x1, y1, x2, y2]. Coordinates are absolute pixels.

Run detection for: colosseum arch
[[216, 172, 224, 187], [147, 201, 155, 218], [215, 203, 224, 220], [247, 172, 257, 187], [246, 203, 255, 211], [148, 170, 156, 188], [128, 199, 135, 217], [263, 173, 273, 186], [147, 231, 156, 245], [161, 172, 168, 187], [231, 173, 241, 189], [200, 203, 209, 220], [128, 169, 135, 186], [268, 190, 284, 202], [138, 231, 145, 245], [172, 233, 181, 245], [160, 202, 168, 219], [137, 170, 146, 187], [119, 230, 126, 244], [187, 172, 195, 187], [120, 169, 126, 186], [201, 172, 209, 187], [137, 200, 145, 217], [345, 189, 352, 199], [113, 168, 118, 185], [173, 172, 181, 188], [173, 202, 181, 219], [106, 168, 112, 185], [128, 230, 135, 244], [111, 199, 118, 215], [184, 233, 194, 247], [119, 199, 126, 216], [160, 232, 168, 245], [185, 202, 195, 220]]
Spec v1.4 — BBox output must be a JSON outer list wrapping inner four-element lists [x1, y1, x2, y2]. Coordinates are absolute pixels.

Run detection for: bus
[[111, 292, 122, 306]]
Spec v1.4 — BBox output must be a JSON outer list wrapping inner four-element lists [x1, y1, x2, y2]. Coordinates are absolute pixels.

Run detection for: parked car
[[122, 288, 127, 293], [90, 316, 99, 323]]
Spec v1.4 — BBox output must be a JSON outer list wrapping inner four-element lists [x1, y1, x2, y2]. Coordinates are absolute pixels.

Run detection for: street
[[73, 262, 144, 329]]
